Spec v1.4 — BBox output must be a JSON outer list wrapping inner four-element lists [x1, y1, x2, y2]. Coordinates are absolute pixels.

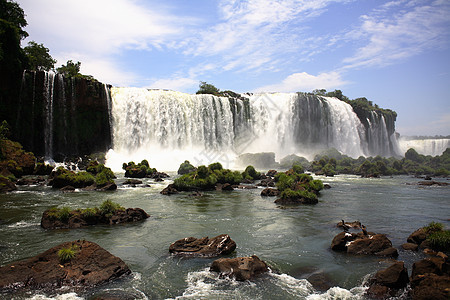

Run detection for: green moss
[[58, 244, 78, 264], [122, 160, 157, 178], [427, 230, 450, 251]]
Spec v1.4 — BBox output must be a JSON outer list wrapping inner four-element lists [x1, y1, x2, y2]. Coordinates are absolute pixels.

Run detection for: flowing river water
[[0, 174, 449, 299]]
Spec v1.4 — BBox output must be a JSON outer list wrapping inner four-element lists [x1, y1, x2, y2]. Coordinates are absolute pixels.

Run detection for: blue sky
[[17, 0, 450, 136]]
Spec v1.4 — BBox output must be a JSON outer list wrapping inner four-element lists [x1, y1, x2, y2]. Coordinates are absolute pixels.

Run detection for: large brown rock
[[0, 176, 16, 193], [331, 231, 395, 256], [410, 256, 450, 300], [0, 240, 130, 291], [169, 234, 236, 257], [411, 273, 450, 300], [407, 228, 428, 245], [260, 188, 280, 197], [41, 208, 150, 230], [347, 234, 394, 255], [367, 261, 409, 299], [210, 255, 269, 281]]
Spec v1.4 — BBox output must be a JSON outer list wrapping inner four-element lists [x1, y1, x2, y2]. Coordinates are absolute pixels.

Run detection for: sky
[[17, 0, 450, 136]]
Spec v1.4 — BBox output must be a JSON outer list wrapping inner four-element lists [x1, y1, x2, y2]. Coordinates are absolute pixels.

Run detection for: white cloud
[[341, 0, 450, 69], [146, 77, 198, 92], [19, 0, 181, 55], [184, 0, 350, 73], [254, 71, 349, 92]]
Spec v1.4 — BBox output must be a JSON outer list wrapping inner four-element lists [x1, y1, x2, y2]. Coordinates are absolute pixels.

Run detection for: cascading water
[[398, 138, 449, 156], [107, 89, 398, 171], [43, 72, 55, 160]]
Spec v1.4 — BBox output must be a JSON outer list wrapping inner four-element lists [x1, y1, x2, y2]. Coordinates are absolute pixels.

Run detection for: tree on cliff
[[196, 81, 221, 96], [56, 60, 96, 81], [23, 41, 56, 71]]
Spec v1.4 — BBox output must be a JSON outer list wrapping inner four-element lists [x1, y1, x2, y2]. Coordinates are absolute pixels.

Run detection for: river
[[0, 174, 449, 299]]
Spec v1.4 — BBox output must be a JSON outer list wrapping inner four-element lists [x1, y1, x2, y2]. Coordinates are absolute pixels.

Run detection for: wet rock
[[410, 256, 450, 300], [0, 240, 130, 291], [411, 273, 450, 300], [402, 243, 419, 251], [97, 183, 117, 191], [210, 255, 269, 281], [418, 180, 449, 186], [0, 176, 16, 193], [215, 183, 234, 191], [260, 188, 280, 197], [323, 184, 331, 189], [123, 179, 143, 185], [169, 234, 236, 257], [331, 231, 394, 256], [16, 176, 46, 186], [188, 191, 203, 197], [160, 184, 179, 195], [407, 228, 428, 245], [367, 261, 409, 298], [257, 178, 275, 187]]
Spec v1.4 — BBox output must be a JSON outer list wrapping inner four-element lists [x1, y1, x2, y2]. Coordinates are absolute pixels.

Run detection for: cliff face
[[4, 70, 111, 161]]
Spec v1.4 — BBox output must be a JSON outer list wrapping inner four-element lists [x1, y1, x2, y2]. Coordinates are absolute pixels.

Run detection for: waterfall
[[43, 72, 55, 160], [398, 138, 449, 156], [108, 89, 398, 171]]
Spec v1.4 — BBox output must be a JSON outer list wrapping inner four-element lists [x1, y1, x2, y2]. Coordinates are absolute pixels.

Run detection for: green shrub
[[95, 167, 115, 187], [424, 222, 444, 233], [242, 165, 261, 180], [58, 244, 78, 263], [275, 173, 294, 191], [208, 162, 223, 171], [427, 230, 450, 251], [177, 160, 196, 175], [280, 188, 318, 203], [58, 207, 72, 221], [81, 207, 98, 219], [99, 200, 124, 216], [292, 164, 304, 174]]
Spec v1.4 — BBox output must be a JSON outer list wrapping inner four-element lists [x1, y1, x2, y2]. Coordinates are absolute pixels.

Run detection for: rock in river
[[0, 240, 130, 291], [210, 255, 269, 281], [169, 234, 236, 257]]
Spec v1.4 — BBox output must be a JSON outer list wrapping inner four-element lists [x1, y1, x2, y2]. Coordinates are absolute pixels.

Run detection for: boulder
[[411, 273, 450, 300], [266, 170, 278, 177], [331, 231, 394, 256], [260, 188, 280, 197], [210, 255, 269, 281], [407, 228, 428, 245], [418, 180, 449, 186], [160, 184, 179, 195], [169, 234, 236, 257], [402, 243, 419, 251], [0, 240, 130, 290], [337, 220, 361, 229], [410, 256, 450, 300], [367, 261, 409, 298], [0, 176, 16, 193], [257, 178, 275, 187], [347, 234, 393, 255], [215, 183, 234, 191]]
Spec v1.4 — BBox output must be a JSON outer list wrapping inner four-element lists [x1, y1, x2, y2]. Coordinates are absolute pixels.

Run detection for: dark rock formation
[[41, 208, 149, 230], [160, 184, 179, 195], [0, 240, 130, 291], [331, 231, 397, 256], [169, 234, 236, 257], [0, 176, 16, 193], [410, 256, 450, 300], [266, 170, 278, 177], [402, 243, 419, 251], [260, 188, 280, 197], [367, 261, 409, 299], [274, 195, 318, 205], [8, 71, 112, 160], [210, 255, 269, 281], [257, 178, 275, 187], [16, 175, 46, 186], [215, 183, 234, 191], [418, 180, 449, 186]]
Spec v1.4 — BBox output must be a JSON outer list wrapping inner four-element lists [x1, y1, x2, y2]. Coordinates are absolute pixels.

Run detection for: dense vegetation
[[47, 200, 125, 221], [274, 165, 324, 204], [308, 148, 450, 177], [122, 160, 158, 178], [173, 162, 243, 191]]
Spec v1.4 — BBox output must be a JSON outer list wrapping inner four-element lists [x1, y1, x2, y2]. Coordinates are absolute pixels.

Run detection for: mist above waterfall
[[107, 88, 399, 171]]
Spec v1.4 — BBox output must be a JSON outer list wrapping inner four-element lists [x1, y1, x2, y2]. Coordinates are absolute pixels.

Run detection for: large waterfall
[[398, 138, 449, 156], [107, 88, 399, 171]]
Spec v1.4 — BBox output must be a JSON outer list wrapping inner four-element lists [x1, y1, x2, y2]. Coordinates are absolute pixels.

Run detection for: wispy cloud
[[341, 0, 450, 70], [184, 0, 351, 73], [254, 71, 349, 92]]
